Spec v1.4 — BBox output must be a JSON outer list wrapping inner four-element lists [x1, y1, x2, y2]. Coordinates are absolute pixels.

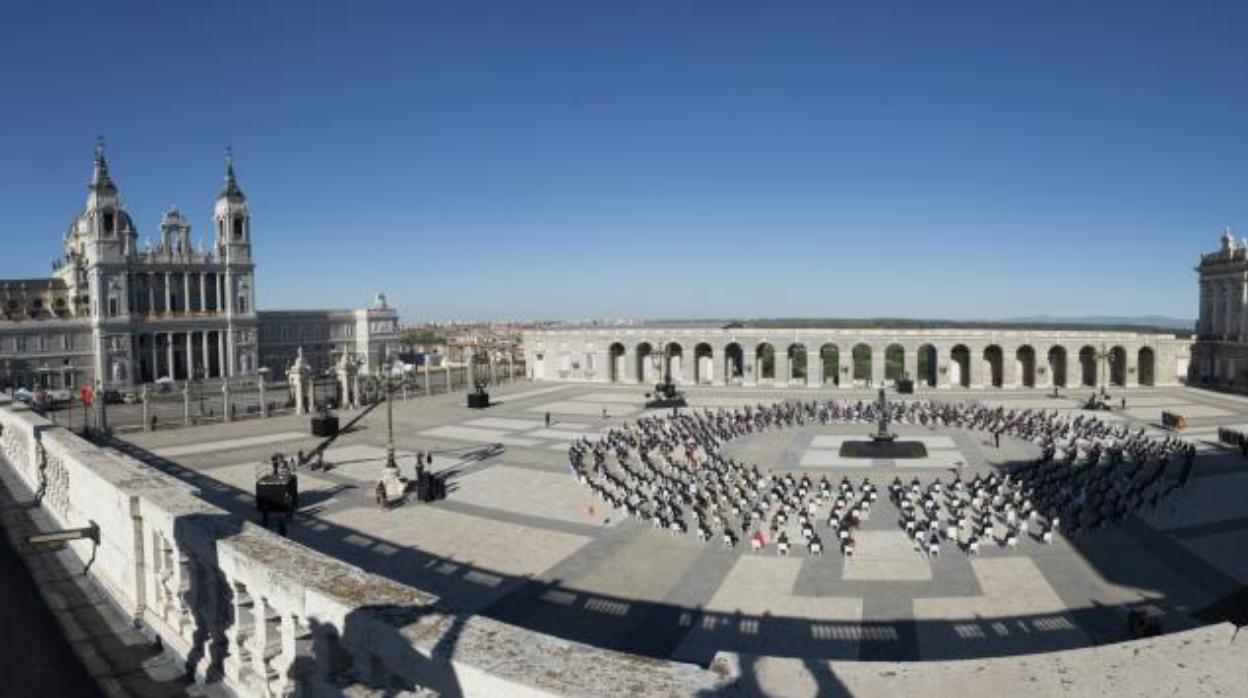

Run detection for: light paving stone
[[420, 424, 542, 447], [700, 556, 863, 621], [323, 503, 592, 577], [451, 464, 620, 528], [798, 451, 875, 468], [842, 531, 932, 581], [576, 392, 649, 404], [152, 430, 307, 457], [529, 400, 638, 416], [465, 417, 546, 430], [912, 557, 1073, 620]]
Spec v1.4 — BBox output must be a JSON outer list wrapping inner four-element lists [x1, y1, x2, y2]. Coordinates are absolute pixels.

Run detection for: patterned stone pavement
[[114, 381, 1248, 665]]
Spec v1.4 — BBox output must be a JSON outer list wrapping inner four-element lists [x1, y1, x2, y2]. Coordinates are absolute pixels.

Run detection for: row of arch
[[607, 342, 1157, 388]]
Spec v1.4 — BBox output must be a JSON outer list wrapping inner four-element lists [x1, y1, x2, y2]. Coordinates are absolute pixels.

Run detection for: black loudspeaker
[[311, 415, 339, 437], [467, 392, 490, 409], [897, 379, 914, 394]]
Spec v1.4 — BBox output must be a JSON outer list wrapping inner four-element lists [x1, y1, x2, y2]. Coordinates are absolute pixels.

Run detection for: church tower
[[212, 151, 258, 376]]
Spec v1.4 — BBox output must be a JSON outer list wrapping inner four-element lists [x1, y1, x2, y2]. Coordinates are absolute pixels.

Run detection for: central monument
[[838, 388, 929, 458]]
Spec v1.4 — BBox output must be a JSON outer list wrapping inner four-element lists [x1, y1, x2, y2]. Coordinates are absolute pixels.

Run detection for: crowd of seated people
[[567, 399, 1195, 558]]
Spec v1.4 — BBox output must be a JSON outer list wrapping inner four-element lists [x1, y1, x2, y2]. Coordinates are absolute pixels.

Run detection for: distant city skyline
[[1, 1, 1245, 323]]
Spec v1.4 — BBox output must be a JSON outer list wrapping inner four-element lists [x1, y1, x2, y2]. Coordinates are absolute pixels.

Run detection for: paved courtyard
[[113, 381, 1248, 665]]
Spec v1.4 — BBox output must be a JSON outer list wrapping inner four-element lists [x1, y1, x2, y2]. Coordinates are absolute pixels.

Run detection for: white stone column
[[806, 350, 820, 387], [182, 382, 191, 426], [146, 273, 155, 314], [742, 348, 756, 386], [202, 332, 211, 379], [259, 374, 268, 417], [185, 332, 194, 379], [971, 346, 986, 388], [166, 334, 175, 381], [774, 348, 789, 386], [218, 331, 227, 378], [150, 334, 159, 382], [1126, 347, 1139, 388], [423, 366, 431, 395], [1001, 347, 1019, 388], [837, 349, 851, 388], [182, 273, 190, 314], [870, 345, 885, 387], [164, 272, 172, 314]]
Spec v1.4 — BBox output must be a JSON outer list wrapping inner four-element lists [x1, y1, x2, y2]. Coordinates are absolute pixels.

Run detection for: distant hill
[[1002, 315, 1194, 331], [606, 316, 1195, 335]]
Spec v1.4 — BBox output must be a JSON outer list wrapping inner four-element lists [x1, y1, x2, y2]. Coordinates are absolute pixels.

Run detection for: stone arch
[[1016, 345, 1036, 388], [1047, 346, 1068, 387], [608, 342, 626, 383], [1138, 347, 1155, 387], [664, 342, 683, 383], [636, 342, 653, 384], [724, 343, 744, 384], [1109, 345, 1127, 387], [851, 343, 872, 385], [916, 344, 937, 387], [787, 343, 807, 383], [983, 345, 1004, 387], [951, 344, 971, 387], [820, 343, 840, 385], [1079, 345, 1097, 387], [884, 344, 905, 383], [755, 342, 776, 381], [694, 343, 714, 384]]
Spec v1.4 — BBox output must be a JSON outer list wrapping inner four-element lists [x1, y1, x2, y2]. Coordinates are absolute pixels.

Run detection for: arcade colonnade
[[523, 329, 1187, 389]]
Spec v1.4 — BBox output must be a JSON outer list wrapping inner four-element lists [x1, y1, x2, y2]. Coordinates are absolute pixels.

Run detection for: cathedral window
[[232, 216, 244, 240], [102, 212, 115, 236]]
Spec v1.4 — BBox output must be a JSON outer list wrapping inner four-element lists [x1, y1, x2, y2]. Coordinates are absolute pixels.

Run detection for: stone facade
[[1193, 227, 1248, 384], [524, 327, 1189, 388], [0, 146, 399, 392]]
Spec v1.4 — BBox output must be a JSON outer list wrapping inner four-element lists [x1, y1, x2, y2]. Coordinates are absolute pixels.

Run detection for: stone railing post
[[182, 382, 191, 426], [259, 375, 268, 418], [141, 385, 151, 431]]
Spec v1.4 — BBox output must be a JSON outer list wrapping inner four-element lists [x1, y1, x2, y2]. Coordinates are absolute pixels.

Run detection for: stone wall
[[524, 327, 1191, 388]]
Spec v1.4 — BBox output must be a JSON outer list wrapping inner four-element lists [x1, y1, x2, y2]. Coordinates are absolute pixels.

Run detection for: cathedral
[[0, 145, 399, 393]]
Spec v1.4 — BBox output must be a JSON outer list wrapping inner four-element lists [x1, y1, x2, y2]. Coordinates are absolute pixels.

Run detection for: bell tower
[[212, 149, 257, 377]]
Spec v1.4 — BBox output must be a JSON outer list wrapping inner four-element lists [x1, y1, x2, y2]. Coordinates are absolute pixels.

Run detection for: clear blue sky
[[1, 1, 1244, 323]]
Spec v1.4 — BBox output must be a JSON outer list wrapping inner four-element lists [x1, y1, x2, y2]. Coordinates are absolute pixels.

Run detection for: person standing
[[376, 480, 387, 509], [545, 411, 551, 428]]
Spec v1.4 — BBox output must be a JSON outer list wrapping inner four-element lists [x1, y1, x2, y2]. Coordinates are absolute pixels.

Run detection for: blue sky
[[1, 1, 1244, 322]]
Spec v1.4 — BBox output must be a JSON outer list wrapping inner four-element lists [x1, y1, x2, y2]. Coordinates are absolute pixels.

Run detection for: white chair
[[1006, 534, 1018, 549], [1042, 529, 1054, 545], [928, 542, 940, 558], [810, 540, 823, 555], [778, 541, 790, 557], [968, 539, 980, 555]]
